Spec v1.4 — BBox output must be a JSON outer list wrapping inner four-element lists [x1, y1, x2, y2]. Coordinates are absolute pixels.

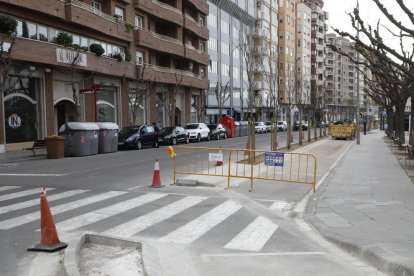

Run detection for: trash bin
[[59, 122, 99, 157], [239, 121, 248, 136], [46, 136, 65, 159], [234, 122, 240, 137], [96, 122, 119, 154]]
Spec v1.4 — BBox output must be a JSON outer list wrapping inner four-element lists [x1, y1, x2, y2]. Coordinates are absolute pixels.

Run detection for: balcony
[[139, 64, 208, 89], [10, 37, 135, 78], [184, 45, 209, 65], [186, 0, 208, 15], [135, 28, 184, 56], [135, 0, 183, 26], [65, 0, 133, 41], [184, 14, 209, 40], [1, 0, 65, 19]]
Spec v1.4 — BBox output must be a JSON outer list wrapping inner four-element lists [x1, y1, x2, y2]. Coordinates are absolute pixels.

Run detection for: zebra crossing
[[0, 186, 294, 252]]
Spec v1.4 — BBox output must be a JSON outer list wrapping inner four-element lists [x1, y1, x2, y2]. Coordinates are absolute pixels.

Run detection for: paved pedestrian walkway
[[305, 130, 414, 276]]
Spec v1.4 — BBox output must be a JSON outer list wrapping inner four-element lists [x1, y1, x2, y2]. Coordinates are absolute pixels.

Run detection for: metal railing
[[69, 0, 126, 24], [153, 0, 182, 15], [171, 146, 317, 192]]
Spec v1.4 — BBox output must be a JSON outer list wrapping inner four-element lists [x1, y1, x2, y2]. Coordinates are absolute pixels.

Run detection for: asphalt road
[[0, 130, 383, 276]]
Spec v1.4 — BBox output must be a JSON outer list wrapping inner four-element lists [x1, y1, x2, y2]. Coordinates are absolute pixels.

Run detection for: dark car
[[118, 125, 159, 150], [208, 124, 227, 140], [158, 126, 189, 145], [292, 121, 308, 131]]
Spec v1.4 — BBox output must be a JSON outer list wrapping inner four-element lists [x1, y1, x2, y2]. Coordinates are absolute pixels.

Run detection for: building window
[[207, 14, 217, 28], [208, 38, 217, 51], [135, 16, 143, 29], [209, 60, 218, 74], [92, 1, 102, 11], [114, 6, 124, 21], [221, 20, 229, 34], [222, 64, 229, 76], [136, 51, 144, 64]]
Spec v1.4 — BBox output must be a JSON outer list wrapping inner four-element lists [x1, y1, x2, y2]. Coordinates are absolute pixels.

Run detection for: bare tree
[[129, 63, 154, 124], [215, 80, 230, 122]]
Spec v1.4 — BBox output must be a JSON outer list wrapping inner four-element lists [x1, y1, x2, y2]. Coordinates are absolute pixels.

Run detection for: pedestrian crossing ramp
[[171, 146, 317, 192], [0, 186, 295, 252]]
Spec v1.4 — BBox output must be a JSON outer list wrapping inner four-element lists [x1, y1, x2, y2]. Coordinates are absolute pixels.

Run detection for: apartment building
[[253, 0, 278, 122], [325, 33, 372, 121], [205, 0, 255, 123], [277, 0, 296, 121], [294, 1, 311, 120], [0, 0, 209, 152]]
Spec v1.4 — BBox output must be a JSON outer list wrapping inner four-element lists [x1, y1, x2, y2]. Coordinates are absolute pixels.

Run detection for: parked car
[[292, 121, 308, 131], [265, 121, 274, 132], [158, 126, 189, 145], [208, 124, 227, 140], [255, 122, 267, 134], [277, 121, 287, 131], [185, 123, 210, 142], [118, 125, 159, 150]]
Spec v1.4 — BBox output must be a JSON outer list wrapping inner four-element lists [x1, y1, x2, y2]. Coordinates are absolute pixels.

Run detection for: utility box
[[96, 122, 119, 154], [59, 122, 99, 157], [220, 116, 236, 138]]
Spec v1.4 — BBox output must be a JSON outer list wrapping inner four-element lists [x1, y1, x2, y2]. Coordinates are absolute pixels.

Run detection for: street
[[0, 131, 384, 275]]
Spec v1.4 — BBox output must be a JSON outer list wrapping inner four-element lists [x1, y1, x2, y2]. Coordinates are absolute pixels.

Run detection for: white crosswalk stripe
[[0, 187, 284, 252], [159, 200, 242, 244], [0, 186, 20, 192], [104, 196, 206, 237], [0, 189, 88, 215], [55, 193, 168, 232], [0, 187, 53, 202], [224, 216, 279, 251], [0, 191, 126, 230]]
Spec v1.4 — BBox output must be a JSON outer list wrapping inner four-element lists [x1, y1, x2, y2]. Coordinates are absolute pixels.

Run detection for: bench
[[25, 140, 47, 156]]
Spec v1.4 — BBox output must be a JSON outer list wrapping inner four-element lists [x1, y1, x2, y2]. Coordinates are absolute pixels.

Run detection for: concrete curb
[[63, 233, 162, 276]]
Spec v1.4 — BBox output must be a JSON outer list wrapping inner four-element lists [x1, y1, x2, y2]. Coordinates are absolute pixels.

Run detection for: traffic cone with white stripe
[[149, 159, 164, 188], [28, 188, 67, 252]]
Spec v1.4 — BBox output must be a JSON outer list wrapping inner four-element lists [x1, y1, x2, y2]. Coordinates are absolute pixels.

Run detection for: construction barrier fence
[[171, 146, 317, 192]]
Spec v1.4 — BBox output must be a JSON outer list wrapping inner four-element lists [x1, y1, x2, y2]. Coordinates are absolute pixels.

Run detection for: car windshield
[[266, 122, 271, 125], [207, 124, 217, 130], [277, 122, 283, 125], [119, 126, 140, 136], [185, 124, 199, 129], [255, 123, 261, 126], [160, 127, 175, 134]]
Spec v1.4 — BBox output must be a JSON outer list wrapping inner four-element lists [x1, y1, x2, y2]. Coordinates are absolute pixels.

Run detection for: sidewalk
[[305, 130, 414, 276]]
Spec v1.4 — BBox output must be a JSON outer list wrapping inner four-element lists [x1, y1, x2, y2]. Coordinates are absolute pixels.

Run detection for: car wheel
[[197, 134, 201, 143], [216, 134, 220, 140], [185, 136, 190, 144], [172, 137, 177, 145], [153, 141, 159, 148], [136, 140, 142, 150]]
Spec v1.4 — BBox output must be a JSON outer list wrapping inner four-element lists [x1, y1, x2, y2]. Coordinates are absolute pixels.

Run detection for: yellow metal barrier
[[171, 146, 317, 192], [329, 123, 356, 140]]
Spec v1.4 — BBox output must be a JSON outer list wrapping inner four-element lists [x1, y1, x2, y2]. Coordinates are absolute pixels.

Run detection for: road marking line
[[0, 186, 20, 192], [0, 191, 126, 230], [55, 193, 168, 232], [269, 201, 292, 211], [201, 251, 325, 260], [159, 200, 242, 244], [0, 173, 68, 177], [104, 196, 206, 237], [223, 216, 278, 251], [0, 188, 54, 202], [0, 189, 88, 215]]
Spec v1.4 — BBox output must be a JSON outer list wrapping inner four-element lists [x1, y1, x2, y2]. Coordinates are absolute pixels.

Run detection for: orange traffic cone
[[149, 159, 164, 188], [244, 137, 250, 155], [28, 188, 67, 252], [216, 148, 223, 166]]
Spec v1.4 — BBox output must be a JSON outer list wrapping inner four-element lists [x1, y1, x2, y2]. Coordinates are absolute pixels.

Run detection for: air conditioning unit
[[120, 53, 126, 61]]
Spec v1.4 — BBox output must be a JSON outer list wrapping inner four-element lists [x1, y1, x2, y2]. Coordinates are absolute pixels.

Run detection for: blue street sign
[[264, 152, 284, 167]]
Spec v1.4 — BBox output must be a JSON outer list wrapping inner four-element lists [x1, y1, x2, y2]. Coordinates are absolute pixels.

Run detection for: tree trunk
[[395, 102, 406, 144]]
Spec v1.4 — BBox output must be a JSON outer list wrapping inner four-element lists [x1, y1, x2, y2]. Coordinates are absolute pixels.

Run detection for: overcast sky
[[324, 0, 413, 38]]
